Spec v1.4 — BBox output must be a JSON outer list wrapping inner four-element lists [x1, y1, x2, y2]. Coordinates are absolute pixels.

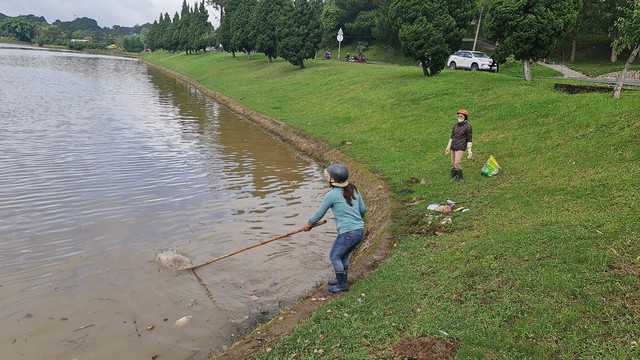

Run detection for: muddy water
[[0, 46, 334, 359]]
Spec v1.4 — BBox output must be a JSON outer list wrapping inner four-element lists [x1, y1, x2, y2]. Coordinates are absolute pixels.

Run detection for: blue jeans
[[329, 228, 365, 272]]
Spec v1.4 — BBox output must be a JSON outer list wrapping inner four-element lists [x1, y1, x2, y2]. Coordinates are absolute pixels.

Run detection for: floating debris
[[174, 315, 192, 327]]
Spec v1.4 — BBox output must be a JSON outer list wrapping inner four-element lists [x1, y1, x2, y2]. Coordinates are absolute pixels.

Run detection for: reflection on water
[[0, 47, 333, 359]]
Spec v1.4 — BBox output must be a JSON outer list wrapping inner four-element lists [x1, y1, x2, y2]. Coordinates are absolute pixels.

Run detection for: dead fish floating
[[155, 248, 194, 270], [174, 315, 192, 327]]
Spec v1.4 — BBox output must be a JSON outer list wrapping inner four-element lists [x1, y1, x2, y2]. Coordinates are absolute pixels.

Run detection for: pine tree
[[389, 0, 476, 76], [277, 0, 323, 69], [251, 0, 290, 62], [230, 0, 256, 57]]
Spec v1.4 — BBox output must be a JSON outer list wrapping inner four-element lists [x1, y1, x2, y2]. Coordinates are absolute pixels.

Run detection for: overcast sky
[[1, 0, 220, 28]]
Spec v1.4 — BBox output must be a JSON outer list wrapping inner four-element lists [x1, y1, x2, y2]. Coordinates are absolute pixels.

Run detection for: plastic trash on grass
[[481, 155, 501, 177]]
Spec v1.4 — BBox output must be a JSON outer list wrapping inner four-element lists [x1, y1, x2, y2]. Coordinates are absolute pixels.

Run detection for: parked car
[[447, 50, 498, 72]]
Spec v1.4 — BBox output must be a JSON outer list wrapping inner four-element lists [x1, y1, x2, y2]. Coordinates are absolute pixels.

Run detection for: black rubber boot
[[328, 267, 347, 286], [458, 169, 464, 183], [328, 272, 349, 293], [449, 168, 458, 182]]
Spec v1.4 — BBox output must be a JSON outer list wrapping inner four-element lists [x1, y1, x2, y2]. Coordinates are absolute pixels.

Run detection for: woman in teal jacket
[[303, 163, 366, 293]]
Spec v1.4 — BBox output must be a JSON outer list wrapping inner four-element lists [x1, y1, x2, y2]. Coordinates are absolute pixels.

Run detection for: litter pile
[[403, 199, 470, 235], [426, 199, 469, 229]]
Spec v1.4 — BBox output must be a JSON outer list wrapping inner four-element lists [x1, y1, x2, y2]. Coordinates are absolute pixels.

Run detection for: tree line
[[146, 0, 214, 55], [162, 0, 638, 78], [0, 13, 152, 52], [2, 0, 638, 82]]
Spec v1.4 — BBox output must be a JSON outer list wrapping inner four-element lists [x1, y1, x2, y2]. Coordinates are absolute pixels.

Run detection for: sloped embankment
[[142, 61, 395, 359]]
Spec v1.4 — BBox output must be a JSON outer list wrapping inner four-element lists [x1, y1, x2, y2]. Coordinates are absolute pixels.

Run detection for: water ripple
[[0, 47, 333, 359]]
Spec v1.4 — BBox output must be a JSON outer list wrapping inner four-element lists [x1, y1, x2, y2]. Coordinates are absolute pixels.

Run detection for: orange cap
[[457, 109, 469, 117]]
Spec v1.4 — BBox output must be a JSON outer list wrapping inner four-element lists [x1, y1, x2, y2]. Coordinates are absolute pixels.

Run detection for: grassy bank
[[141, 51, 639, 359]]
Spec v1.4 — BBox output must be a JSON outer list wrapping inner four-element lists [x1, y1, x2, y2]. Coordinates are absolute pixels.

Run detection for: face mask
[[457, 118, 465, 123]]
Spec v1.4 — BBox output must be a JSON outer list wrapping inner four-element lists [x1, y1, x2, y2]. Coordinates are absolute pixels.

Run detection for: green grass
[[0, 37, 32, 45], [141, 51, 640, 359]]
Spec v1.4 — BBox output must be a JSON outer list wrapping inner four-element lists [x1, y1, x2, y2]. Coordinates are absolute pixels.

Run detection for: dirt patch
[[142, 61, 395, 359], [389, 336, 458, 360], [554, 83, 613, 94]]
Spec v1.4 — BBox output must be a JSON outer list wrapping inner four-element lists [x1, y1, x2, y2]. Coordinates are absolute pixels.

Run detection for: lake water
[[0, 45, 334, 359]]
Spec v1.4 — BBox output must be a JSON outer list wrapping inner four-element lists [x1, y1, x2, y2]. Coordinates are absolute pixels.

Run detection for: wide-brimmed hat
[[324, 163, 349, 187]]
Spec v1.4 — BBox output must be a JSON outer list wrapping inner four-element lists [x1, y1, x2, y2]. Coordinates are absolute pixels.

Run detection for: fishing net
[[156, 248, 194, 270]]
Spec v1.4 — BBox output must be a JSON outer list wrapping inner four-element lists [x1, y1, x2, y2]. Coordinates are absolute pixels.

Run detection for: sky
[[1, 0, 220, 28]]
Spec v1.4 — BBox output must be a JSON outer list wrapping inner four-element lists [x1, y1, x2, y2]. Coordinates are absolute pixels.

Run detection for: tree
[[612, 0, 640, 98], [370, 0, 398, 47], [167, 12, 181, 52], [389, 0, 476, 76], [0, 17, 38, 42], [230, 0, 256, 57], [191, 1, 214, 53], [484, 0, 582, 81], [605, 0, 627, 62], [139, 27, 150, 49], [252, 0, 290, 62], [277, 0, 323, 69], [177, 0, 192, 53], [123, 35, 145, 52], [320, 0, 341, 46], [218, 0, 241, 56], [206, 0, 229, 19], [35, 25, 66, 46], [147, 13, 172, 50], [325, 0, 396, 46]]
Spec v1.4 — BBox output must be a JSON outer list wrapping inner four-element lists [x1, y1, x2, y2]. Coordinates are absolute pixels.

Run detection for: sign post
[[337, 28, 344, 61]]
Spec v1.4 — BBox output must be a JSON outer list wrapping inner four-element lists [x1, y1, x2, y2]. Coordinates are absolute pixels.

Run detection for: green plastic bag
[[481, 155, 501, 176]]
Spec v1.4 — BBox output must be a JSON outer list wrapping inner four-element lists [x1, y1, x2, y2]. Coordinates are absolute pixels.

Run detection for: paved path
[[537, 61, 640, 86]]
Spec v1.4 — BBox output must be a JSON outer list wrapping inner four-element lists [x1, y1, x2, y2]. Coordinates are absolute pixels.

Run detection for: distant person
[[302, 164, 366, 293], [345, 52, 350, 61], [444, 109, 473, 182], [490, 56, 499, 73]]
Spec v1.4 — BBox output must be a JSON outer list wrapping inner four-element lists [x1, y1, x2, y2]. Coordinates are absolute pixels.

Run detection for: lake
[[0, 45, 334, 359]]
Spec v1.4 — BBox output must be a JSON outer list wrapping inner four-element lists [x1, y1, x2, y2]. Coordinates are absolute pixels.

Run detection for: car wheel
[[470, 63, 479, 71], [448, 62, 457, 70]]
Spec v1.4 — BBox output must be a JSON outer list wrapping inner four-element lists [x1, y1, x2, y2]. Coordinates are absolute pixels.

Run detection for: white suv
[[447, 50, 497, 72]]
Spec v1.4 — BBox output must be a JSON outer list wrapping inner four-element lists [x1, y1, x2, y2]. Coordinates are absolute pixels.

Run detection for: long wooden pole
[[190, 220, 327, 270]]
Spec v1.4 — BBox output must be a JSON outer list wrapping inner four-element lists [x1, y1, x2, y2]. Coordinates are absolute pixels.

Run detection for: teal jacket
[[308, 187, 366, 234]]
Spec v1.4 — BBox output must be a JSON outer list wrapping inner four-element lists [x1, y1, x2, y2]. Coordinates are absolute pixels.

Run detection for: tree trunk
[[613, 44, 640, 99], [523, 59, 533, 81], [268, 55, 272, 63], [420, 58, 430, 76], [299, 60, 305, 69], [611, 28, 618, 63], [473, 6, 483, 51], [570, 28, 577, 62]]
